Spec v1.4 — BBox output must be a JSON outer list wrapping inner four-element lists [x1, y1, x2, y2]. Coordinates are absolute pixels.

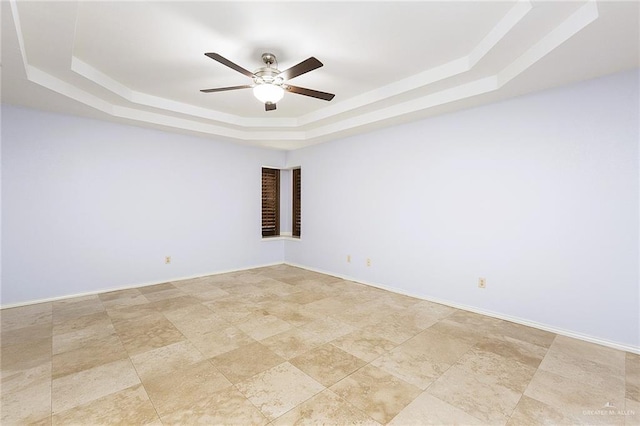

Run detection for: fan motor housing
[[254, 67, 283, 85]]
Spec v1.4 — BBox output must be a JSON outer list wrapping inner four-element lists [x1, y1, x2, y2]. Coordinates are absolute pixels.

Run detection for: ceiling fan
[[200, 52, 335, 111]]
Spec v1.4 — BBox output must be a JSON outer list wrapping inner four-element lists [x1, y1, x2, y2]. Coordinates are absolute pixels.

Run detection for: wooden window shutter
[[262, 168, 280, 237], [292, 168, 301, 237]]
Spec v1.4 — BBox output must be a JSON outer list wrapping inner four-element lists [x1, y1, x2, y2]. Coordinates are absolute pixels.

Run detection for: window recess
[[261, 166, 301, 239]]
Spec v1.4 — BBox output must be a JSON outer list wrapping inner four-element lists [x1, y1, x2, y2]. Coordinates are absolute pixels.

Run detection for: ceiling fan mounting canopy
[[200, 52, 335, 112], [261, 52, 277, 66]]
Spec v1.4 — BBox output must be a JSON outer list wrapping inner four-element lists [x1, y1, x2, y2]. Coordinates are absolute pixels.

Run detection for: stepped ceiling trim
[[5, 0, 627, 150]]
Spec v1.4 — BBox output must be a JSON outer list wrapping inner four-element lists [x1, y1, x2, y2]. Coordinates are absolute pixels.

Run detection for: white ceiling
[[1, 1, 638, 150]]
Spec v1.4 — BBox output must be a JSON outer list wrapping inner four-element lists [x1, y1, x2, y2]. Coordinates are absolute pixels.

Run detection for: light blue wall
[[2, 69, 638, 349], [285, 69, 640, 348], [1, 106, 285, 304]]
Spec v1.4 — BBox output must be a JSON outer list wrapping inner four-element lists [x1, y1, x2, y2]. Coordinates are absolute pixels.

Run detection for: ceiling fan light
[[253, 83, 284, 104]]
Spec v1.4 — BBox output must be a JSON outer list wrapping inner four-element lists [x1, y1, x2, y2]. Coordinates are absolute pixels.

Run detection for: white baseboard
[[0, 262, 283, 310], [284, 261, 640, 355], [3, 260, 638, 355]]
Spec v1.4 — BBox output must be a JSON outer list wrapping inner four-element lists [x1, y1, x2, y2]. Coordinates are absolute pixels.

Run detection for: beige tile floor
[[1, 265, 638, 425]]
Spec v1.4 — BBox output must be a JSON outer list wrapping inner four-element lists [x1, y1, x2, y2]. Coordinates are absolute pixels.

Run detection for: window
[[261, 167, 280, 237], [261, 166, 301, 238], [292, 168, 301, 237]]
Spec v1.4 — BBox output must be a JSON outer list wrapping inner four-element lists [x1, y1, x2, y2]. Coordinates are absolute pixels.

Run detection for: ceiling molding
[[68, 0, 533, 130], [70, 56, 298, 129], [6, 0, 621, 150]]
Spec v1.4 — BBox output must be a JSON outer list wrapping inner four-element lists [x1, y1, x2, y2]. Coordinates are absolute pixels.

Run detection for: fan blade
[[200, 85, 252, 93], [286, 85, 335, 101], [265, 102, 277, 111], [204, 53, 254, 78], [279, 57, 323, 81]]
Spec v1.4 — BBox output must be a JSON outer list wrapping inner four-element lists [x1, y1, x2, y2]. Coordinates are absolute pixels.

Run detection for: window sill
[[261, 235, 301, 241]]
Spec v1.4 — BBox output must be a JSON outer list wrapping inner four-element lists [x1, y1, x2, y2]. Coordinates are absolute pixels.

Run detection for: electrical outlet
[[165, 256, 171, 264], [478, 277, 486, 288], [366, 258, 371, 267], [347, 255, 351, 263]]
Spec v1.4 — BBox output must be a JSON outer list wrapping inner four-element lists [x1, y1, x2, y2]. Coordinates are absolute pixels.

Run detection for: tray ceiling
[[1, 1, 638, 150]]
